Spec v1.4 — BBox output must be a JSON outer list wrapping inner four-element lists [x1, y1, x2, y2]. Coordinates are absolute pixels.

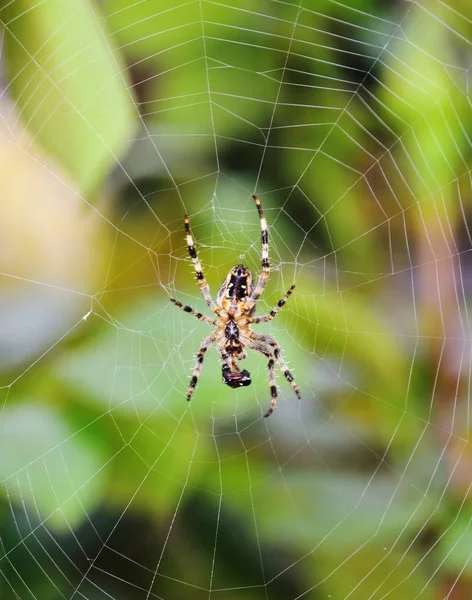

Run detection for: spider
[[170, 195, 301, 417]]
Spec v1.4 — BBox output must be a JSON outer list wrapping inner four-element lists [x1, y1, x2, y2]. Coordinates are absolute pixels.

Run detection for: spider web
[[1, 0, 472, 598]]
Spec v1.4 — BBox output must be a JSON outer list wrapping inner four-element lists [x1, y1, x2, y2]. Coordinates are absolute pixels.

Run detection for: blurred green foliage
[[1, 0, 135, 195], [1, 1, 472, 599]]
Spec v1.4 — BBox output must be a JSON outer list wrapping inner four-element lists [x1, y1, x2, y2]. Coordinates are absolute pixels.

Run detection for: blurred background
[[1, 0, 472, 598]]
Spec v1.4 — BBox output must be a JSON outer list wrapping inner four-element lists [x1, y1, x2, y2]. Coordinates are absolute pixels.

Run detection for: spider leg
[[187, 333, 216, 402], [249, 285, 295, 324], [247, 195, 270, 307], [170, 298, 217, 325], [266, 356, 277, 417], [272, 343, 301, 400], [240, 338, 278, 417], [184, 215, 219, 313], [246, 331, 301, 407]]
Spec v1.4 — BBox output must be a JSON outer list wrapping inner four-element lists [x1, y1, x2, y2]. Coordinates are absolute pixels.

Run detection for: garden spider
[[170, 195, 301, 417]]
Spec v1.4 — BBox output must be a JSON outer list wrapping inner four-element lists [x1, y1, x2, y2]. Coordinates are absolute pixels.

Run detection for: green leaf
[[2, 0, 136, 195]]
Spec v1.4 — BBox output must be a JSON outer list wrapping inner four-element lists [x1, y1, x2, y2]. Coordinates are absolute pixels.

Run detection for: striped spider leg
[[170, 213, 220, 401], [245, 195, 300, 416], [243, 331, 301, 418], [169, 298, 217, 326], [184, 214, 219, 314], [246, 195, 270, 311], [186, 333, 216, 401], [249, 284, 296, 325]]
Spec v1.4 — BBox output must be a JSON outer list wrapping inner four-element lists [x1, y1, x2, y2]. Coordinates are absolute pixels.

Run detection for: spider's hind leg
[[273, 346, 301, 400], [187, 333, 216, 402], [264, 356, 278, 417], [245, 332, 301, 417]]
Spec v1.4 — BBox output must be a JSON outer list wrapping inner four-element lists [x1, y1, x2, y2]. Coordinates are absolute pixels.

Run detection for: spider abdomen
[[217, 264, 253, 305], [228, 271, 249, 300]]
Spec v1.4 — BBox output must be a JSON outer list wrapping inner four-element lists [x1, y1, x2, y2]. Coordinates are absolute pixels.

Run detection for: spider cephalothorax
[[170, 195, 301, 417]]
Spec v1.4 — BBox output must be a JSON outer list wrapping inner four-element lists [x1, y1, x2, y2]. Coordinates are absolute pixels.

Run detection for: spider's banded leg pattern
[[187, 333, 216, 401], [273, 345, 301, 400], [265, 357, 278, 417], [250, 285, 296, 324], [248, 195, 270, 306], [248, 331, 301, 404], [184, 215, 219, 313], [170, 298, 217, 325]]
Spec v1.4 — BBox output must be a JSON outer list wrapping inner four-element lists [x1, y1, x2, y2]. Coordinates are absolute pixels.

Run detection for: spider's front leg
[[246, 194, 270, 310], [186, 333, 216, 402], [184, 214, 219, 314]]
